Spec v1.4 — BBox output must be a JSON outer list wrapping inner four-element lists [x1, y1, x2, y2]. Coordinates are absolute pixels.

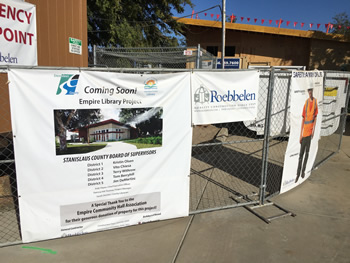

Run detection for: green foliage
[[87, 0, 193, 47], [128, 136, 162, 145], [54, 109, 102, 154], [56, 144, 107, 155], [125, 136, 162, 149], [54, 109, 102, 136], [331, 12, 350, 36]]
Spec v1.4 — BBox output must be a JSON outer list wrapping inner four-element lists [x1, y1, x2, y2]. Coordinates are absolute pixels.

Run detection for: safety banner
[[281, 71, 323, 193], [0, 0, 37, 66], [191, 71, 259, 125], [8, 69, 192, 242]]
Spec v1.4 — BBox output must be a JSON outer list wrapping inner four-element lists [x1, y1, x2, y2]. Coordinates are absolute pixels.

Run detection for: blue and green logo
[[56, 74, 79, 95]]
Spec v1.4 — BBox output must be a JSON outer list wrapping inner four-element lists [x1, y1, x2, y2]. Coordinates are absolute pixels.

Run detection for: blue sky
[[173, 0, 350, 32]]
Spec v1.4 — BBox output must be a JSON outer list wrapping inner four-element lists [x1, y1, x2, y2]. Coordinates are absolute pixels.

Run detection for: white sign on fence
[[8, 69, 192, 242], [281, 71, 323, 193], [183, 50, 192, 56], [69, 37, 82, 55], [191, 71, 260, 125], [0, 0, 37, 66]]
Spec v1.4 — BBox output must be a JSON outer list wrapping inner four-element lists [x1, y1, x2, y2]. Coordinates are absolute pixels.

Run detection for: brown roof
[[86, 119, 126, 128], [177, 17, 350, 43], [86, 119, 137, 130]]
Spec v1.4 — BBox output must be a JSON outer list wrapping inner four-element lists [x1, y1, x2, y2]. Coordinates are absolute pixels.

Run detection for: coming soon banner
[[281, 71, 323, 193], [191, 71, 259, 125], [8, 69, 192, 242]]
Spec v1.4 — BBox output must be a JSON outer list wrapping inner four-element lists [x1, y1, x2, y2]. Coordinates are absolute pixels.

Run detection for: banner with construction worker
[[281, 71, 323, 193]]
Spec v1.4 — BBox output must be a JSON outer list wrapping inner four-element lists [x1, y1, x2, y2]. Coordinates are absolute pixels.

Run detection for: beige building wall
[[89, 123, 130, 142], [309, 39, 350, 70], [187, 29, 310, 67]]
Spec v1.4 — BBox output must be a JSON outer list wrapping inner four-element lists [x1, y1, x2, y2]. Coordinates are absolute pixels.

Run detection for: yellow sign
[[324, 87, 338, 97]]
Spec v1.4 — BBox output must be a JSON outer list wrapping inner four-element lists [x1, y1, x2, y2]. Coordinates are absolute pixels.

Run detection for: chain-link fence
[[314, 71, 350, 168], [0, 72, 20, 246], [89, 46, 217, 69], [0, 67, 349, 246]]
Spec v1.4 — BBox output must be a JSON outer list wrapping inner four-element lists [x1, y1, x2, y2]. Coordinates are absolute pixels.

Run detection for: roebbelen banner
[[0, 0, 37, 66], [281, 70, 323, 193], [8, 69, 192, 242], [191, 71, 259, 125]]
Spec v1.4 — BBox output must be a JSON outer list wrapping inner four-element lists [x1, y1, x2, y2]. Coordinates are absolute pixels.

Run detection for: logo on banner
[[144, 78, 157, 89], [144, 78, 158, 96], [56, 74, 80, 95], [194, 85, 256, 104], [0, 52, 18, 64], [194, 86, 210, 104]]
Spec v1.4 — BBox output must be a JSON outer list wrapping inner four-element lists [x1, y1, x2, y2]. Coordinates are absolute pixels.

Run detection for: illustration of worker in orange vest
[[295, 87, 318, 183]]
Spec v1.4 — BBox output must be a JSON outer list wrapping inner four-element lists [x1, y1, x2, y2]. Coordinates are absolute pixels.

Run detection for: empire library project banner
[[281, 71, 323, 193], [191, 71, 259, 125], [0, 0, 37, 66], [8, 69, 192, 242]]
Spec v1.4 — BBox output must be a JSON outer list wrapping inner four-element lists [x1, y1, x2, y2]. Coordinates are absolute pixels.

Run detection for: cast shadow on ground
[[191, 142, 282, 198]]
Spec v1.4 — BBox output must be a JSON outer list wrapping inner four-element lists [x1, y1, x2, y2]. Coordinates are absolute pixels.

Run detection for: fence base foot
[[243, 200, 296, 224]]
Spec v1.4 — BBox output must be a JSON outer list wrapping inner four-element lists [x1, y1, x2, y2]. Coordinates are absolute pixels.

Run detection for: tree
[[331, 12, 350, 36], [54, 109, 102, 153], [87, 0, 193, 47], [119, 108, 163, 136]]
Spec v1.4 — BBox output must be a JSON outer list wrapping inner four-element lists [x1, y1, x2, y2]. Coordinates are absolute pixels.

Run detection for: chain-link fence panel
[[314, 71, 350, 168], [90, 46, 217, 69], [0, 67, 349, 245], [262, 70, 293, 200], [0, 73, 21, 246], [261, 70, 350, 201], [189, 71, 272, 213], [190, 126, 264, 213]]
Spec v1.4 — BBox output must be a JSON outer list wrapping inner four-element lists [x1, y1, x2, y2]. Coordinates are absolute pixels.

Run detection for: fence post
[[281, 75, 292, 136], [337, 74, 350, 151], [196, 44, 201, 69], [93, 45, 97, 67], [259, 68, 275, 205]]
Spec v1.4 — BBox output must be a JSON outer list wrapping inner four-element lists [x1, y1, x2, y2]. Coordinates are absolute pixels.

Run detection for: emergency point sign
[[0, 0, 37, 66]]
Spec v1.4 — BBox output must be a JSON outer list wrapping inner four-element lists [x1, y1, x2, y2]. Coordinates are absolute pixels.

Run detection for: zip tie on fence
[[0, 159, 15, 164]]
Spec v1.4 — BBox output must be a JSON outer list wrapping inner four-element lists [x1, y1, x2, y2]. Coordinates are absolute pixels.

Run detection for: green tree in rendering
[[54, 109, 102, 153], [87, 0, 193, 47], [119, 108, 163, 136]]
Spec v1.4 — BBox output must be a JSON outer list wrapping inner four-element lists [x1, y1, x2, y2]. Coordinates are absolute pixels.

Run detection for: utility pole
[[221, 0, 226, 69]]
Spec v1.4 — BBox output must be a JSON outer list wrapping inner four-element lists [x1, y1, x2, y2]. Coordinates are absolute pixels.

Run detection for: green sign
[[69, 37, 82, 55], [69, 37, 82, 46]]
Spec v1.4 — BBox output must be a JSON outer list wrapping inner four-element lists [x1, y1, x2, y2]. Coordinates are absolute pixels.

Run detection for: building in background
[[178, 17, 350, 70], [77, 119, 138, 143]]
